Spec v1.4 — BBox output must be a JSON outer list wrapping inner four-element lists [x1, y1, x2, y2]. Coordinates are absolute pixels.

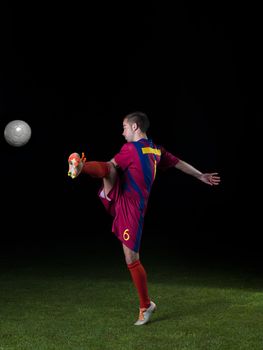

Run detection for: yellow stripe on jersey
[[141, 147, 161, 156]]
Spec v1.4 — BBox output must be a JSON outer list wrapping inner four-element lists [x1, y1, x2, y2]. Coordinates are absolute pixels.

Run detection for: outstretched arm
[[175, 159, 220, 186]]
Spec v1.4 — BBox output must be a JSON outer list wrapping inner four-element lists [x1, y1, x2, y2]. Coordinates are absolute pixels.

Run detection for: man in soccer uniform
[[68, 111, 220, 325], [98, 138, 179, 253]]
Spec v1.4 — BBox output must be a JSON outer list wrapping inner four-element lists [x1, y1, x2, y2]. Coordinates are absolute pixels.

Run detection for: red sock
[[81, 161, 110, 178], [127, 260, 151, 309]]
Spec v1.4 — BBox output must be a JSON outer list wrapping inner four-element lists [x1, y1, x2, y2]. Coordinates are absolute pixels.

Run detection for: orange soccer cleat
[[68, 152, 86, 179]]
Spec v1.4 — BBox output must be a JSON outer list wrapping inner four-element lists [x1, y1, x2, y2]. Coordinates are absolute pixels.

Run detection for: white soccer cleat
[[134, 301, 156, 326]]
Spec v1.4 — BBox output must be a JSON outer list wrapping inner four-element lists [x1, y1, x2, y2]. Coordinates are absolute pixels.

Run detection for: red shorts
[[98, 176, 144, 253]]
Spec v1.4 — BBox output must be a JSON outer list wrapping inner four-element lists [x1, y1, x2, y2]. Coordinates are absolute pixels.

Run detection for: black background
[[0, 3, 261, 262]]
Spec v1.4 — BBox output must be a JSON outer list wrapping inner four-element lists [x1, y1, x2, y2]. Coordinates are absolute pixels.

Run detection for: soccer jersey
[[99, 139, 179, 252]]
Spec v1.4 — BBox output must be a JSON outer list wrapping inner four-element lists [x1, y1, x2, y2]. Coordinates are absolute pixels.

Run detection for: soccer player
[[68, 111, 220, 325]]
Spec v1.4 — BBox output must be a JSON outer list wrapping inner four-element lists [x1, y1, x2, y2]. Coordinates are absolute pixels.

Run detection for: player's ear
[[132, 123, 138, 131]]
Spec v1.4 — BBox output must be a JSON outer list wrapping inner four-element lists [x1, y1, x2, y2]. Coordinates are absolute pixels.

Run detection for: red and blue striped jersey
[[114, 138, 179, 206]]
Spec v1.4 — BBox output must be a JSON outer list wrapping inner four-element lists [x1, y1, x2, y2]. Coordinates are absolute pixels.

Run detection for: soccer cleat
[[68, 152, 86, 179], [134, 301, 156, 326]]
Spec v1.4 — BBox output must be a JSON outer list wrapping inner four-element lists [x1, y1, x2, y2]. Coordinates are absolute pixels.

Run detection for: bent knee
[[125, 256, 139, 265], [107, 161, 118, 177]]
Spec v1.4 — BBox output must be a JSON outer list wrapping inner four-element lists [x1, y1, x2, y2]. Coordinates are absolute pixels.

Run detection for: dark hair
[[124, 111, 150, 133]]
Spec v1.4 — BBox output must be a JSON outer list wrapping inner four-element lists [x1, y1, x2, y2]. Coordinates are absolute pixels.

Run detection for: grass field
[[1, 244, 263, 350]]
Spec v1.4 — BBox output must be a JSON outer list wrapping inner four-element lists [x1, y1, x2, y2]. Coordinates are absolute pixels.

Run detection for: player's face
[[122, 119, 135, 142]]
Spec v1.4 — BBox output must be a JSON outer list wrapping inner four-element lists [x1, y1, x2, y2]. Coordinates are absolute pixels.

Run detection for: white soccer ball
[[4, 120, 32, 147]]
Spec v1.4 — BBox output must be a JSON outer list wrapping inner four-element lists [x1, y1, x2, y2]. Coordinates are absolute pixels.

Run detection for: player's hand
[[199, 172, 221, 186]]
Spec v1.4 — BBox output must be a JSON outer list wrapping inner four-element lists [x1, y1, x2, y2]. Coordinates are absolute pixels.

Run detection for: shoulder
[[119, 142, 136, 153], [152, 143, 165, 155]]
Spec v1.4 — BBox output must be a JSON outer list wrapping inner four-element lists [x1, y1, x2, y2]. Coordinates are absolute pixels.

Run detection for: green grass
[[0, 248, 263, 350]]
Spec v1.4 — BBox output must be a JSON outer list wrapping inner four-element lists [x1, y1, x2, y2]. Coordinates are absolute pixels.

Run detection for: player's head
[[122, 111, 150, 142], [124, 111, 150, 132]]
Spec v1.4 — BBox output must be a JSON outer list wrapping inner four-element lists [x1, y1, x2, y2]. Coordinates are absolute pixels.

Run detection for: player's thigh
[[122, 244, 139, 264], [103, 162, 118, 197]]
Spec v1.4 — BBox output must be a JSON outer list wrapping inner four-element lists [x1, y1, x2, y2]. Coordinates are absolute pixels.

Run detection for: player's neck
[[134, 132, 147, 142]]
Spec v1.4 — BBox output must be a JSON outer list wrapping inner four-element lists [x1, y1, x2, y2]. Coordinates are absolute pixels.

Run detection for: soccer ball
[[4, 120, 32, 147]]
